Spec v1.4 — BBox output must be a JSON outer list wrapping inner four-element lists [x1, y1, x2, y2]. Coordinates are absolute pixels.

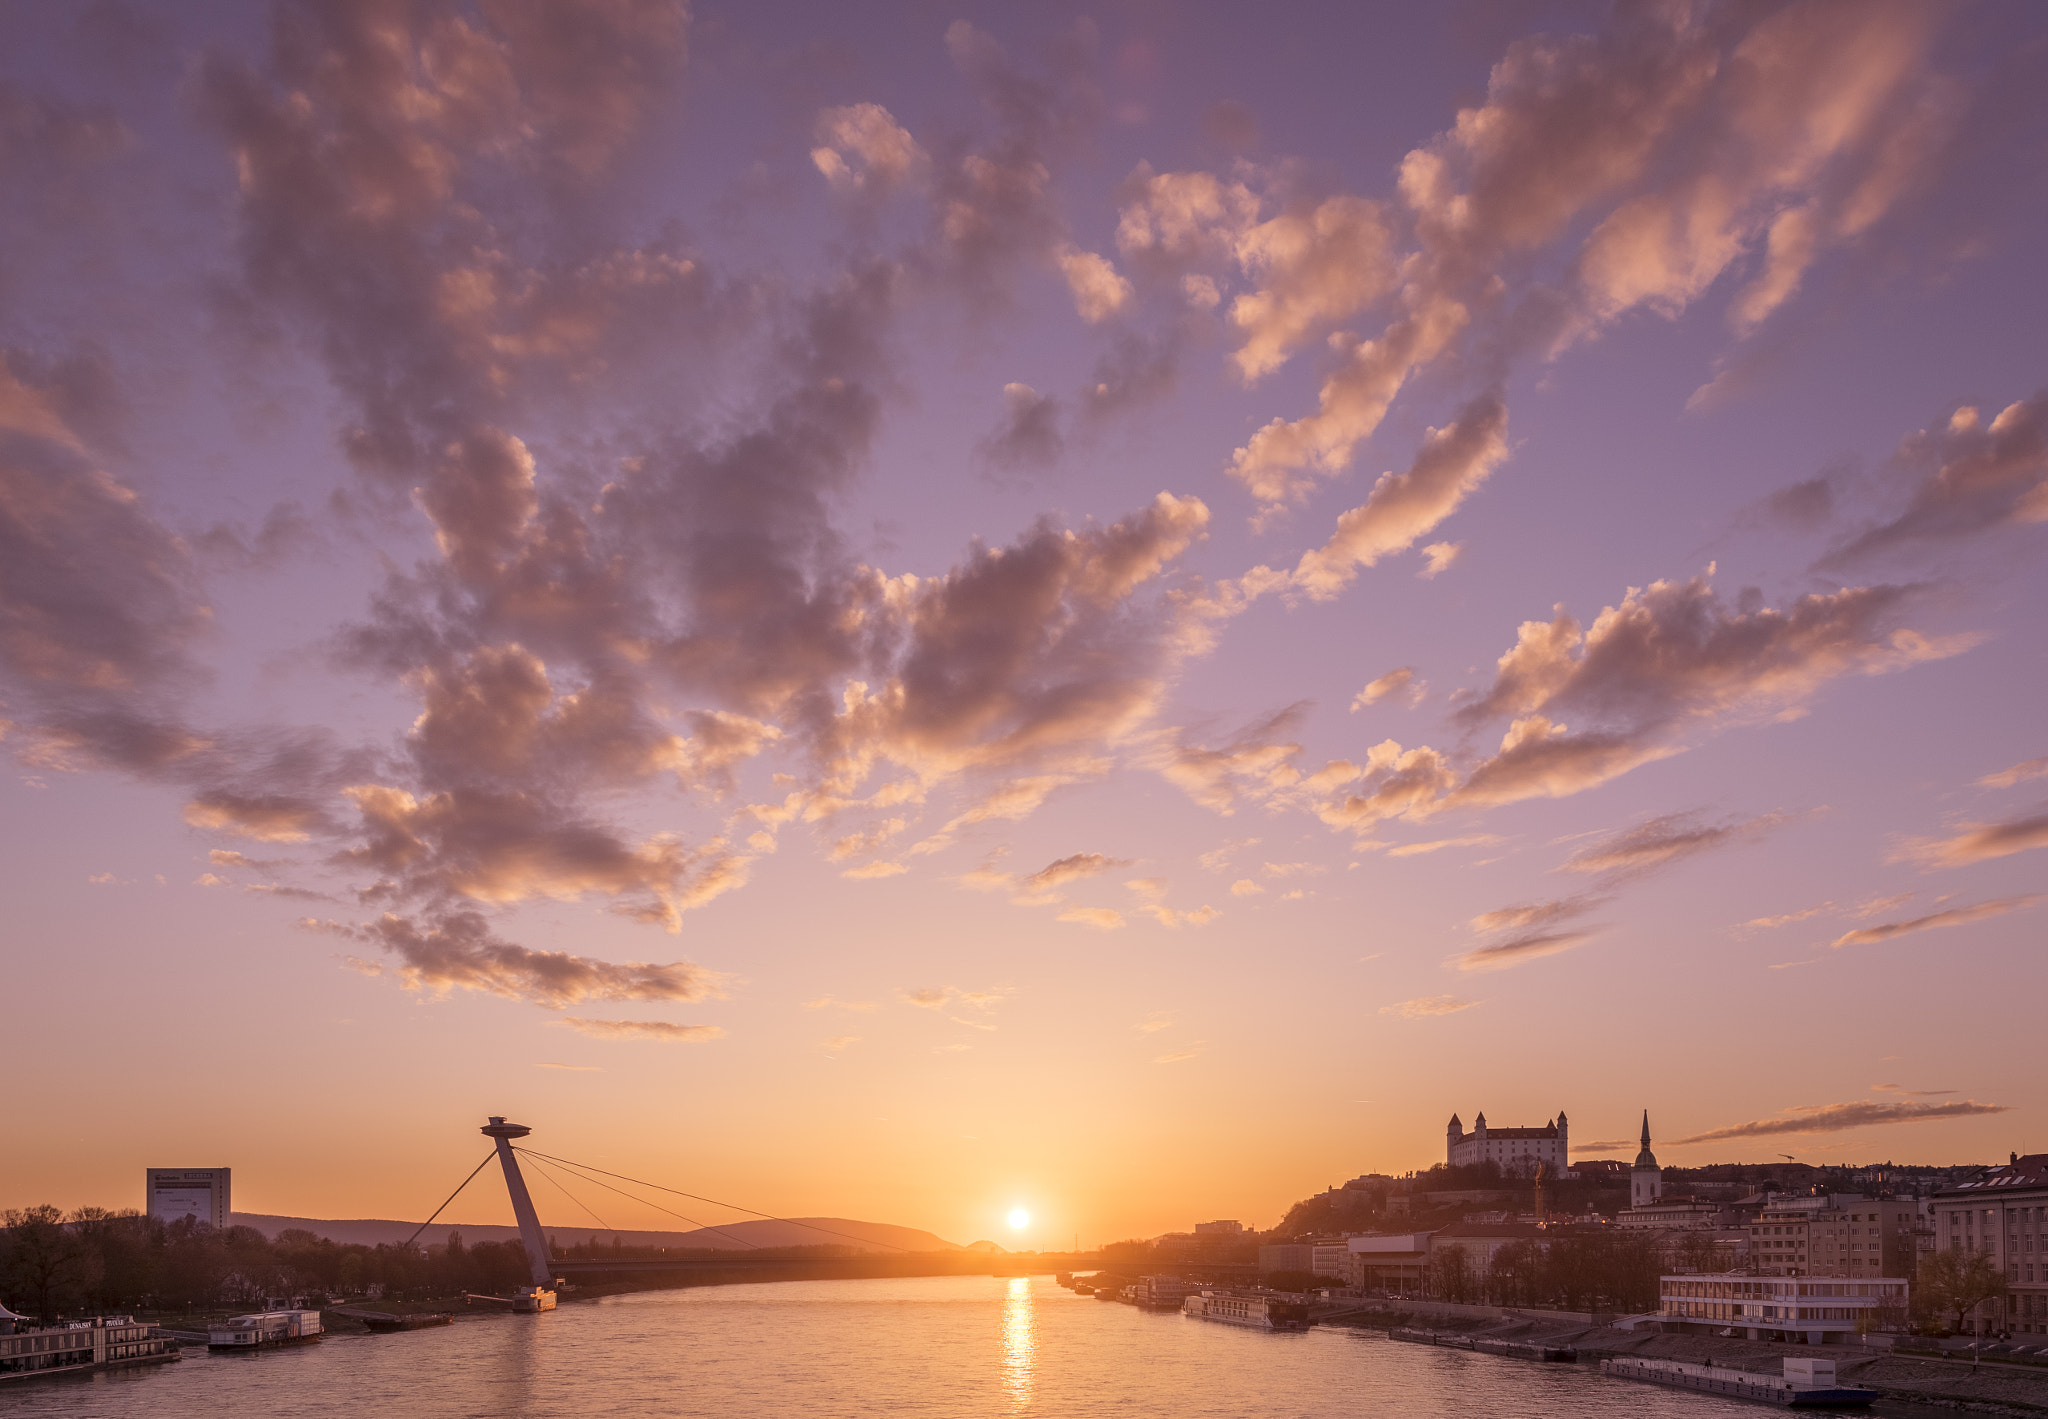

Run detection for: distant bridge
[[409, 1119, 1248, 1311]]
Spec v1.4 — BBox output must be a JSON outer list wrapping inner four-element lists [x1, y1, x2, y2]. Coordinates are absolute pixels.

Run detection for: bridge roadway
[[551, 1254, 1260, 1280]]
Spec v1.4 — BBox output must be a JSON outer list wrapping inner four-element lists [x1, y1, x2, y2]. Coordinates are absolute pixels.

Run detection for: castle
[[1446, 1110, 1573, 1178]]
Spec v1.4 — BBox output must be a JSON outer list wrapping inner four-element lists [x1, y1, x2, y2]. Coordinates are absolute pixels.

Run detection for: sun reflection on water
[[1000, 1276, 1036, 1408]]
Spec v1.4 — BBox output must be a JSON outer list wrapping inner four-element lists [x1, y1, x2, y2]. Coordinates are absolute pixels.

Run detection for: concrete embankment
[[1317, 1308, 2048, 1414]]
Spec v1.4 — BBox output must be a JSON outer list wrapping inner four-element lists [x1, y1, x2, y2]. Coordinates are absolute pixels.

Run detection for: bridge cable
[[401, 1151, 498, 1252], [511, 1148, 761, 1249], [514, 1146, 914, 1253], [518, 1151, 618, 1238]]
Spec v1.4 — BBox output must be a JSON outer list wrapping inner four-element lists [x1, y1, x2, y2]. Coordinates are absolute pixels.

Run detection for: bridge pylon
[[481, 1117, 559, 1312]]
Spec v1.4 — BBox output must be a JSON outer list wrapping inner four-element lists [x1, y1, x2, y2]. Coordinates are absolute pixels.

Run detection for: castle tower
[[1447, 1113, 1463, 1166], [1631, 1110, 1663, 1208], [1556, 1110, 1569, 1170]]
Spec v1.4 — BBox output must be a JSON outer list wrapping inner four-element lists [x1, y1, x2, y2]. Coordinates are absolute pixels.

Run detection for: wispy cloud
[[1831, 895, 2041, 948], [1672, 1098, 2011, 1145], [1469, 896, 1605, 934], [803, 995, 879, 1011], [1735, 902, 1836, 935], [1057, 907, 1125, 930], [556, 1018, 725, 1043], [1198, 838, 1259, 872], [1564, 810, 1788, 877], [841, 860, 908, 879], [1135, 1012, 1173, 1033], [1902, 815, 2048, 869], [1379, 995, 1479, 1018], [1022, 852, 1129, 894], [1979, 756, 2048, 789], [1454, 929, 1594, 973], [1388, 834, 1501, 858], [536, 1062, 603, 1071], [1871, 1083, 1956, 1097], [1352, 667, 1419, 711], [820, 1035, 860, 1051], [1153, 1046, 1204, 1064]]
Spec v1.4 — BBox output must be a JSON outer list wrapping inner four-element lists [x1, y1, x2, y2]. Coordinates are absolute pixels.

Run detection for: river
[[0, 1274, 1952, 1417]]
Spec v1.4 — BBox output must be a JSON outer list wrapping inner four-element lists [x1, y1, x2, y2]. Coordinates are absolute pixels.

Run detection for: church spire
[[1634, 1110, 1659, 1170]]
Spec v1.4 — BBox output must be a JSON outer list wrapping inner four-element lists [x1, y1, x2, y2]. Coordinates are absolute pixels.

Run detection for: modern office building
[[144, 1168, 230, 1229], [1656, 1273, 1908, 1344], [1928, 1152, 2048, 1336], [1347, 1232, 1435, 1293]]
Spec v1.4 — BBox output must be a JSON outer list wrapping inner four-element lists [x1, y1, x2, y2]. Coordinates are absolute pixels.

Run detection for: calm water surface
[[0, 1275, 1942, 1417]]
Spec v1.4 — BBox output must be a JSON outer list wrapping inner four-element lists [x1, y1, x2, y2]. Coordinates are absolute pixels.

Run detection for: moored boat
[[1182, 1290, 1312, 1332], [207, 1310, 323, 1350], [362, 1313, 454, 1332], [1601, 1356, 1878, 1408], [0, 1313, 180, 1383]]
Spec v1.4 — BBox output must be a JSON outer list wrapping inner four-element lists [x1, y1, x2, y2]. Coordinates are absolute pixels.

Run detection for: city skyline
[[3, 0, 2045, 1249]]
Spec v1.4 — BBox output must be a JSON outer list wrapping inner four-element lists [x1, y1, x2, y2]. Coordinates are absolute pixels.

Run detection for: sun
[[1007, 1207, 1030, 1230]]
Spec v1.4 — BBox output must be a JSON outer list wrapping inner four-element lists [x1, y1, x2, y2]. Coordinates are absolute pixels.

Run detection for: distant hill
[[232, 1213, 961, 1254]]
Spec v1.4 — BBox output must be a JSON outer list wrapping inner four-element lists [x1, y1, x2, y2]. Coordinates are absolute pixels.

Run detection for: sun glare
[[1007, 1207, 1029, 1230]]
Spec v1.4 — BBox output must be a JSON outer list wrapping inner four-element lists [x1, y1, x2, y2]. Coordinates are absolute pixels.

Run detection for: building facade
[[1928, 1152, 2048, 1336], [1348, 1232, 1434, 1293], [1446, 1111, 1570, 1178], [1748, 1192, 1926, 1280], [1657, 1273, 1908, 1344], [144, 1168, 230, 1230]]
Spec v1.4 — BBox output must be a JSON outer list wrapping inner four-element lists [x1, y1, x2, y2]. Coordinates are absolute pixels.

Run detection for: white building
[[1657, 1273, 1907, 1344], [1446, 1110, 1571, 1178]]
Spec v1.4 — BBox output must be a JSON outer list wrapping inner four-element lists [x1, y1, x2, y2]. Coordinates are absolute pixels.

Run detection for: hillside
[[230, 1213, 962, 1253]]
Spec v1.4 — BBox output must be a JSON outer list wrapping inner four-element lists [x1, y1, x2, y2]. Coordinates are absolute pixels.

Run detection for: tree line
[[1, 1206, 532, 1320], [1421, 1231, 1664, 1313]]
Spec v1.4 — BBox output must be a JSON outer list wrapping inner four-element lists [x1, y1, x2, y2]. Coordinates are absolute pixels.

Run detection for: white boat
[[1183, 1290, 1313, 1331], [512, 1286, 557, 1313], [1, 1315, 181, 1381], [207, 1310, 323, 1350]]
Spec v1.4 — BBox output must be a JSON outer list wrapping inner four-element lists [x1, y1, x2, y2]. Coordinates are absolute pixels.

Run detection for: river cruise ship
[[1183, 1290, 1312, 1331], [207, 1309, 323, 1350], [0, 1316, 180, 1382]]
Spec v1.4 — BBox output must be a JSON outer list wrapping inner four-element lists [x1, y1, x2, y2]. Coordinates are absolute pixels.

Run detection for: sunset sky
[[4, 0, 2045, 1250]]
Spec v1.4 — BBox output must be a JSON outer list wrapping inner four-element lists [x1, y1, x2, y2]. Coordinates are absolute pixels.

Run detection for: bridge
[[411, 1118, 1196, 1312]]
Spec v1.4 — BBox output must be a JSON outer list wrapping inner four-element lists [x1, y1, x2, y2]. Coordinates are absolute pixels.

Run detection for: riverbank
[[1320, 1307, 2048, 1414]]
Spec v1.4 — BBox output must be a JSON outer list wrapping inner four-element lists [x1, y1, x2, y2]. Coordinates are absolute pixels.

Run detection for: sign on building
[[145, 1168, 231, 1229]]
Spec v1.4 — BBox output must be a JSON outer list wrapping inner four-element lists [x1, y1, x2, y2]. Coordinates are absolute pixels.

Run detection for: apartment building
[[1748, 1192, 1925, 1279], [1928, 1153, 2048, 1336]]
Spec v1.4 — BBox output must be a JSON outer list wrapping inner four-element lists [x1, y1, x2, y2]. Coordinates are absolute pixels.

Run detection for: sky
[[2, 0, 2046, 1251]]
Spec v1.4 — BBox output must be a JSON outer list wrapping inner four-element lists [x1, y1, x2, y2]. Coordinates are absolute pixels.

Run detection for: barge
[[1391, 1326, 1576, 1362], [0, 1313, 181, 1383], [362, 1312, 454, 1332], [1183, 1290, 1312, 1332], [1600, 1356, 1878, 1408], [207, 1309, 323, 1350]]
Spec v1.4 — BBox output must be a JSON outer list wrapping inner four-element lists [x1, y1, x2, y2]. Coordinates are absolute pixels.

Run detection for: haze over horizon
[[3, 0, 2045, 1251]]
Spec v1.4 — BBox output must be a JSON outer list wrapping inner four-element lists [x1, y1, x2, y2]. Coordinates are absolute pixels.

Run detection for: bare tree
[[1916, 1248, 2009, 1334], [2, 1206, 93, 1321]]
